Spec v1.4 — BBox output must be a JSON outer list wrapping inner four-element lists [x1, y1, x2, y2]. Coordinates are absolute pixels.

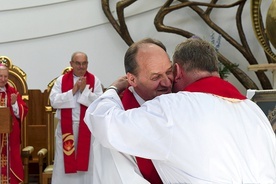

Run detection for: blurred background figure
[[0, 63, 28, 184]]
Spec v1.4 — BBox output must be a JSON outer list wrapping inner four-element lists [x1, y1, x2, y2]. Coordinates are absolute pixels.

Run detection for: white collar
[[128, 86, 145, 106], [0, 87, 6, 92]]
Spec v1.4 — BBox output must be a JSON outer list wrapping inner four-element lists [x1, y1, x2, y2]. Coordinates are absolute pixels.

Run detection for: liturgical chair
[[38, 67, 72, 184]]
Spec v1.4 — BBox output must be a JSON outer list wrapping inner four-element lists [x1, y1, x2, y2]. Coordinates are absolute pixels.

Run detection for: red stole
[[184, 76, 246, 100], [0, 91, 9, 183], [0, 91, 5, 106], [61, 70, 95, 173], [121, 88, 163, 184]]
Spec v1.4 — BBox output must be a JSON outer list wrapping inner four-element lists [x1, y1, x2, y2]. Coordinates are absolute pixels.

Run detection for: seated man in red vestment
[[0, 63, 28, 184]]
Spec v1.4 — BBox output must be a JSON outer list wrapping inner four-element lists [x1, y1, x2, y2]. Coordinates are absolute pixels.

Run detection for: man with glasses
[[50, 51, 103, 184]]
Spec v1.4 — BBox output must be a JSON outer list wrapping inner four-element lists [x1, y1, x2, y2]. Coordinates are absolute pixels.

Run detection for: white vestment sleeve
[[92, 138, 150, 184], [12, 101, 20, 118], [85, 89, 124, 133], [84, 89, 172, 161], [85, 91, 276, 183], [50, 75, 75, 109]]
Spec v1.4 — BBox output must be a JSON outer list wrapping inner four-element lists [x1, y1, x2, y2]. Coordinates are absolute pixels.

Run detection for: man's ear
[[126, 72, 137, 87], [174, 63, 182, 82]]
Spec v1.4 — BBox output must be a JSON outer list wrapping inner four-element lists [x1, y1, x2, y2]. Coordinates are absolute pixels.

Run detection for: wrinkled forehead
[[0, 68, 9, 76]]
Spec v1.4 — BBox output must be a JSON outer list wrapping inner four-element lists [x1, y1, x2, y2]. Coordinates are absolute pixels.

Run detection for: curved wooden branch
[[235, 1, 271, 89], [102, 0, 273, 90], [154, 0, 193, 38], [116, 0, 136, 45], [218, 53, 258, 89], [101, 0, 135, 46], [154, 0, 271, 89], [189, 1, 271, 89]]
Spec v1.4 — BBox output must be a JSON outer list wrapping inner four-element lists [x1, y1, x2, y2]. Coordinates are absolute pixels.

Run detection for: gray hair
[[71, 51, 88, 61], [173, 37, 219, 72]]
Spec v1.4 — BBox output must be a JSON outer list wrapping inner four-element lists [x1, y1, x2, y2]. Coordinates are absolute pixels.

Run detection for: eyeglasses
[[72, 61, 88, 67]]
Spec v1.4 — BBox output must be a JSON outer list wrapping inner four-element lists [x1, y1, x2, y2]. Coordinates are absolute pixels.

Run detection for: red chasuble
[[61, 70, 95, 173], [1, 84, 28, 184], [121, 88, 163, 184], [184, 76, 246, 100]]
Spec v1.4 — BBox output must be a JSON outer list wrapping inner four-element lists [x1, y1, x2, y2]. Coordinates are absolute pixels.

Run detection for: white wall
[[0, 0, 273, 95]]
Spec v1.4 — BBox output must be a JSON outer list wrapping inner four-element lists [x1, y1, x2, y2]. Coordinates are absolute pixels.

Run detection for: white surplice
[[85, 89, 276, 184], [91, 86, 150, 184], [50, 74, 103, 184]]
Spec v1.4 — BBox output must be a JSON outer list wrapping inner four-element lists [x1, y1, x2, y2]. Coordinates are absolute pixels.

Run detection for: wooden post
[[248, 63, 276, 89]]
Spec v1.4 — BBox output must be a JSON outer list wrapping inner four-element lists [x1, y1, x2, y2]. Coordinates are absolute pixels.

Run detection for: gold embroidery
[[1, 154, 7, 167], [213, 94, 243, 103], [62, 133, 75, 156], [1, 174, 8, 183]]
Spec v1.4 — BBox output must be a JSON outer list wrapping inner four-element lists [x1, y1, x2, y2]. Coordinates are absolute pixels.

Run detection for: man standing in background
[[50, 51, 103, 184]]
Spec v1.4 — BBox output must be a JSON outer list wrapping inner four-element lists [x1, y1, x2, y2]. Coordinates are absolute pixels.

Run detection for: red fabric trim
[[121, 88, 163, 184], [61, 70, 94, 173], [61, 71, 77, 173], [121, 89, 140, 109], [76, 72, 94, 171], [184, 76, 246, 100]]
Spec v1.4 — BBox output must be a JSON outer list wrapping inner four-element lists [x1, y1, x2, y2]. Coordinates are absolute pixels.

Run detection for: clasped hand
[[73, 76, 86, 94]]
